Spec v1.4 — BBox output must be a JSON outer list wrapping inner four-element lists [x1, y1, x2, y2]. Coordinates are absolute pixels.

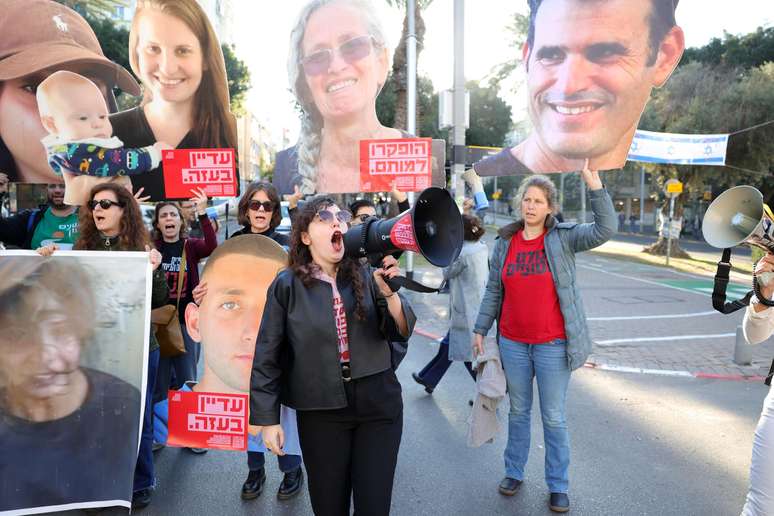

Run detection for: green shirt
[[30, 208, 79, 250]]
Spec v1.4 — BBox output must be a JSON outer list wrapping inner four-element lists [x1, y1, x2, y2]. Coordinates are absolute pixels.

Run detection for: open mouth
[[327, 78, 357, 93], [164, 223, 176, 231], [331, 231, 343, 252], [95, 214, 106, 224]]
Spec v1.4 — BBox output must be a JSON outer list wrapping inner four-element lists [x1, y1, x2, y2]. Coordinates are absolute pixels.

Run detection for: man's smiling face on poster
[[523, 0, 684, 169]]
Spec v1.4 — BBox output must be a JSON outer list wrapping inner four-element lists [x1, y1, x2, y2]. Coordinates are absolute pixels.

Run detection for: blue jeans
[[247, 451, 302, 473], [134, 347, 160, 492], [417, 332, 475, 388], [499, 336, 571, 493]]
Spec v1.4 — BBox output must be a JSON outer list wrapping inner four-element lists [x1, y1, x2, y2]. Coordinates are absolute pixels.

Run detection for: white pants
[[742, 384, 774, 515]]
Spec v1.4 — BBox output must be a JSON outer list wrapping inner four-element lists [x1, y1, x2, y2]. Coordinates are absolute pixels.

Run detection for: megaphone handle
[[753, 276, 774, 307], [712, 248, 754, 314], [385, 275, 441, 294]]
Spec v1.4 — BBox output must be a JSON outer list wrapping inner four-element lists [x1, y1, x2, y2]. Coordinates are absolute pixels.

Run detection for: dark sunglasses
[[316, 209, 352, 224], [88, 199, 125, 210], [301, 35, 375, 76], [356, 213, 379, 223], [248, 200, 275, 212]]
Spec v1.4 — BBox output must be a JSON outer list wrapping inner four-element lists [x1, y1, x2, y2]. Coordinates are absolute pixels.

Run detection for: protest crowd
[[1, 0, 773, 515]]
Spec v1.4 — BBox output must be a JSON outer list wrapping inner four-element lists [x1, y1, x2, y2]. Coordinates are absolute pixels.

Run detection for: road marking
[[584, 363, 693, 377], [588, 311, 719, 321], [595, 333, 736, 345]]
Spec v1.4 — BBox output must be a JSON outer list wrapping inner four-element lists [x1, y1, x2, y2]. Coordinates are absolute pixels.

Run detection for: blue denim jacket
[[473, 188, 616, 370]]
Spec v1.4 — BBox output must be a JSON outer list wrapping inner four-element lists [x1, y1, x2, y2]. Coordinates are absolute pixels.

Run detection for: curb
[[414, 326, 766, 383]]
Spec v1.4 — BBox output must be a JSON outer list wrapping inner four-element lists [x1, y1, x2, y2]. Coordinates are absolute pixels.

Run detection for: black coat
[[249, 265, 416, 425]]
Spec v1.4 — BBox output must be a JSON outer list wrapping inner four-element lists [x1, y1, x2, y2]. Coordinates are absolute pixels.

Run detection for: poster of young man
[[473, 0, 685, 177], [0, 251, 150, 515], [153, 235, 301, 456]]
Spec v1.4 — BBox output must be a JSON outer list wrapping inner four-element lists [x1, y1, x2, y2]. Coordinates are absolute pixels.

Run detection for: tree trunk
[[643, 197, 692, 259], [391, 7, 426, 132]]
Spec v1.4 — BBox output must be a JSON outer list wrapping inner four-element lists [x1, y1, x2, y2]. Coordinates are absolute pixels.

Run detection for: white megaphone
[[703, 185, 774, 285]]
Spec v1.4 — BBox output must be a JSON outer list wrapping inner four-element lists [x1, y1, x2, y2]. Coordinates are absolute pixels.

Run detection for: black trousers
[[296, 369, 403, 516]]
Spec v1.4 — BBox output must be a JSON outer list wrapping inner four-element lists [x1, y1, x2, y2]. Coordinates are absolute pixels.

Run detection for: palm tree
[[384, 0, 434, 131]]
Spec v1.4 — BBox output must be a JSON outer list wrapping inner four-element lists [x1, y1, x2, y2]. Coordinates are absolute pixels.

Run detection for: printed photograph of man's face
[[512, 0, 685, 173], [185, 235, 287, 395]]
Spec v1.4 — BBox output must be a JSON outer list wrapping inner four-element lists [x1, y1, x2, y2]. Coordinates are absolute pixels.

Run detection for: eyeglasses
[[301, 35, 376, 76], [88, 199, 125, 210], [248, 200, 275, 212], [316, 209, 352, 225]]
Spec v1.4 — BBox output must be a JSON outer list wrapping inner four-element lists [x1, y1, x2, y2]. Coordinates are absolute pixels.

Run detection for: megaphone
[[702, 185, 774, 253], [344, 186, 463, 268], [703, 185, 774, 314]]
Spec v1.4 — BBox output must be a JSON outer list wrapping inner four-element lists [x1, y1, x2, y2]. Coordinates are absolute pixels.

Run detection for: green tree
[[55, 0, 128, 19], [465, 81, 513, 147], [383, 0, 435, 131], [640, 60, 774, 257], [486, 12, 529, 91], [680, 27, 774, 70], [222, 44, 251, 116]]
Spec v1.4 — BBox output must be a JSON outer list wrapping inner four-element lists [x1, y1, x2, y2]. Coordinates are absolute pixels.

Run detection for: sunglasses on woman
[[316, 209, 353, 225], [248, 200, 275, 212], [88, 199, 125, 210], [301, 35, 375, 76]]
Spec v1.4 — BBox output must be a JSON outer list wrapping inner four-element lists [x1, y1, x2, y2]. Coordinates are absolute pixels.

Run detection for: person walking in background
[[412, 214, 488, 394], [472, 168, 616, 513]]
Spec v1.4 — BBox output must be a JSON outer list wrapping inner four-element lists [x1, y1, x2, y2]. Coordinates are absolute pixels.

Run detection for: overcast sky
[[231, 0, 774, 147]]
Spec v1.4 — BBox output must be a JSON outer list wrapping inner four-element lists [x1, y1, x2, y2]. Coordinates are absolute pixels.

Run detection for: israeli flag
[[627, 130, 729, 166]]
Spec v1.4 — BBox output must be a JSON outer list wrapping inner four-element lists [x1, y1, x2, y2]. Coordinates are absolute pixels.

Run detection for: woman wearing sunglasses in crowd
[[231, 182, 289, 247], [36, 182, 169, 509], [250, 196, 415, 516], [274, 0, 413, 198]]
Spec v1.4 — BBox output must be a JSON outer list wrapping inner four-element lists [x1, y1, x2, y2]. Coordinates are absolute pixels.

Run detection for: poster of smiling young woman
[[0, 0, 240, 203], [273, 0, 446, 196], [473, 0, 685, 177], [0, 251, 150, 515]]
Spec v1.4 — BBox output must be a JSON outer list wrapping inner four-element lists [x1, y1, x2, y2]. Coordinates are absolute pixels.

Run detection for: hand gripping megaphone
[[702, 185, 774, 313], [344, 187, 463, 291]]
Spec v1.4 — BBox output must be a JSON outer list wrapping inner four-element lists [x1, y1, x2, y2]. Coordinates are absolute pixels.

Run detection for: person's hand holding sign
[[190, 187, 209, 216], [262, 424, 285, 456]]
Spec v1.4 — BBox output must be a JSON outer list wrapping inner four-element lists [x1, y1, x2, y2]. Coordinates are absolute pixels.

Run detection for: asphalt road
[[127, 354, 767, 516]]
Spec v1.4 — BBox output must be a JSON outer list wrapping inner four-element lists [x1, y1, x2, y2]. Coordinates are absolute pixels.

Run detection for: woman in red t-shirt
[[472, 168, 616, 513]]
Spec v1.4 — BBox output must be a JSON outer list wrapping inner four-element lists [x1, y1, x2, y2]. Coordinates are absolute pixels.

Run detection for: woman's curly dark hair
[[289, 196, 366, 320], [75, 183, 151, 251]]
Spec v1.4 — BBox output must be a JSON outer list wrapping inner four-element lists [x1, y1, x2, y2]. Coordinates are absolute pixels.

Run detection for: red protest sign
[[167, 390, 248, 451], [162, 149, 238, 199], [359, 138, 432, 192]]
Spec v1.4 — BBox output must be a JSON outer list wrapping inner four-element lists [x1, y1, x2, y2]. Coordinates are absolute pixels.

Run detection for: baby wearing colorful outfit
[[36, 70, 170, 206]]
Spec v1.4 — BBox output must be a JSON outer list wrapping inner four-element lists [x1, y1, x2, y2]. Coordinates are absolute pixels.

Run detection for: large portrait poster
[[153, 235, 301, 456], [0, 0, 239, 203], [0, 251, 150, 515]]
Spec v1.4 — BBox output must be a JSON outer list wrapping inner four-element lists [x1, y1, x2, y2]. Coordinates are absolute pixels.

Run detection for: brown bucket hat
[[0, 0, 140, 96]]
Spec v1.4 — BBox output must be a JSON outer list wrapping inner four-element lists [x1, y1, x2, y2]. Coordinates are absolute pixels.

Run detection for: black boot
[[241, 468, 266, 500], [277, 467, 304, 500]]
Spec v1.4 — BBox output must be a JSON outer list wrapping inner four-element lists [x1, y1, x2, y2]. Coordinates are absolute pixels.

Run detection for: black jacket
[[229, 226, 289, 247], [0, 205, 47, 249], [249, 265, 416, 425]]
